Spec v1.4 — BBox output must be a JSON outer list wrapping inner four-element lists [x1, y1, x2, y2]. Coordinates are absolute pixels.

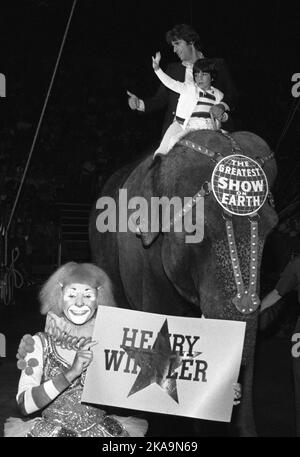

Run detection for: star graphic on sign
[[122, 319, 201, 403]]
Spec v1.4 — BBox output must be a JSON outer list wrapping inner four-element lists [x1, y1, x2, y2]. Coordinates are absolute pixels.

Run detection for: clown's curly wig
[[39, 262, 116, 316]]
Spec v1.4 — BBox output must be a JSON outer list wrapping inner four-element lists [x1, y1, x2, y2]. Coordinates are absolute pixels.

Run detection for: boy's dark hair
[[193, 58, 217, 81], [165, 24, 203, 51]]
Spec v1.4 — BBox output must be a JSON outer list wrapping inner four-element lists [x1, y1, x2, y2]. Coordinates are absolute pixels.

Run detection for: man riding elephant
[[127, 23, 238, 136]]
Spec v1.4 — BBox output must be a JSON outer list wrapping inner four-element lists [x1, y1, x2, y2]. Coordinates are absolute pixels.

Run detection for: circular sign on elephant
[[211, 154, 268, 216]]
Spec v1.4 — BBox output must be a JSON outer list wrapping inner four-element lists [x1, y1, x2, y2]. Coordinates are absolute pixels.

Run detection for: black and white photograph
[[0, 0, 300, 441]]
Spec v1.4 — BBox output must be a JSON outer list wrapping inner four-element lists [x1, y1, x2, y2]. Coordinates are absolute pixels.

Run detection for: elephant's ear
[[138, 157, 163, 247]]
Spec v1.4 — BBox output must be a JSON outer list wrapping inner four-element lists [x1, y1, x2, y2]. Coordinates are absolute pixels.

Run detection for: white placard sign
[[82, 307, 246, 423]]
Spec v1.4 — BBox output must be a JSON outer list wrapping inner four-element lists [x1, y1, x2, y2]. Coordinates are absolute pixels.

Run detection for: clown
[[5, 262, 147, 437]]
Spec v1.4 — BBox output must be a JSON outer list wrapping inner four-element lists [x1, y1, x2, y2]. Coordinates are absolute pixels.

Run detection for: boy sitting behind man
[[152, 52, 229, 157]]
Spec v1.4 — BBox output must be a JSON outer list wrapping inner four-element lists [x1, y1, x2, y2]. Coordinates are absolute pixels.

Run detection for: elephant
[[89, 130, 278, 436]]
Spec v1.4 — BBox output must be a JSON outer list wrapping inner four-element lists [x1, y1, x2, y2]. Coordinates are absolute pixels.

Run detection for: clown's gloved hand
[[16, 334, 35, 369]]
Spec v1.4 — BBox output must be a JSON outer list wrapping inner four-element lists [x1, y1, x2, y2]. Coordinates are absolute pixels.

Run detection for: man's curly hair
[[165, 24, 203, 51]]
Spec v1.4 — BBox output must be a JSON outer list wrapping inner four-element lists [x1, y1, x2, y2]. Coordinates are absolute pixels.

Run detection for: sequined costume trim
[[21, 332, 129, 437]]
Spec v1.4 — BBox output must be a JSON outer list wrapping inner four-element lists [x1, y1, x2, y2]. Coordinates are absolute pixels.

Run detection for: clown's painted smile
[[63, 283, 98, 325]]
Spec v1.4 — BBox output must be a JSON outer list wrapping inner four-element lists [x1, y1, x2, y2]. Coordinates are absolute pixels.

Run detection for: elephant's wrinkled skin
[[89, 130, 278, 436]]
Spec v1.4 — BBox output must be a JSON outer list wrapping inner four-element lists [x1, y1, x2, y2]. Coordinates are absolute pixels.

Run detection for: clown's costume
[[5, 262, 148, 437]]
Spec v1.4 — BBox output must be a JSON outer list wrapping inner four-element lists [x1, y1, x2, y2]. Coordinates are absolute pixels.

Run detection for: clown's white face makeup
[[62, 283, 97, 325]]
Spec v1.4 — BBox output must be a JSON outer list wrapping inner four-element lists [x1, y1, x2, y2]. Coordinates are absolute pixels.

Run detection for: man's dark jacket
[[144, 58, 238, 136]]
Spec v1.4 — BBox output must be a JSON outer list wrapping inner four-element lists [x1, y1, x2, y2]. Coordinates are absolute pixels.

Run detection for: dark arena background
[[0, 0, 300, 438]]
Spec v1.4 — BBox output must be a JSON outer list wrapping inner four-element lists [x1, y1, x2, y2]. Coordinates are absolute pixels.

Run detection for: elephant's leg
[[233, 356, 257, 437], [137, 157, 162, 246]]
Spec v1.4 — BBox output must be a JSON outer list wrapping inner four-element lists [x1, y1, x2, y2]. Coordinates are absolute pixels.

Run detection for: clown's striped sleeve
[[16, 334, 70, 415]]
